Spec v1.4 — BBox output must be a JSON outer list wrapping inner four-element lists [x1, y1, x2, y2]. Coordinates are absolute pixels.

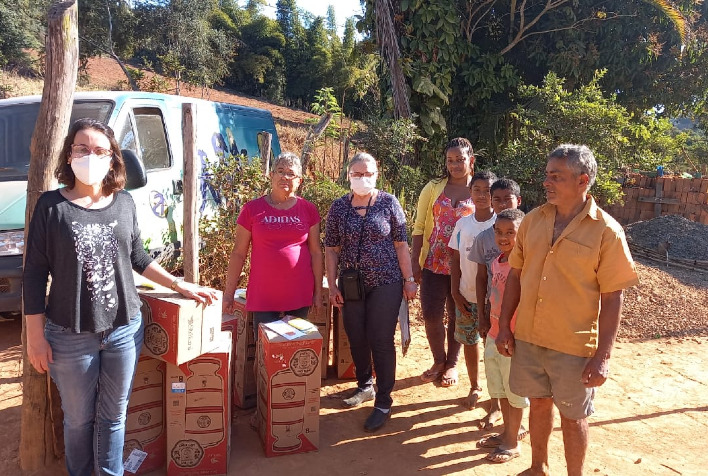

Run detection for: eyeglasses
[[274, 170, 300, 180], [71, 144, 112, 158], [349, 172, 376, 178]]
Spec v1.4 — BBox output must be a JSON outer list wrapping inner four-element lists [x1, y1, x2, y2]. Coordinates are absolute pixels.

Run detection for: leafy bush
[[299, 172, 348, 228], [493, 71, 683, 208], [198, 154, 268, 290]]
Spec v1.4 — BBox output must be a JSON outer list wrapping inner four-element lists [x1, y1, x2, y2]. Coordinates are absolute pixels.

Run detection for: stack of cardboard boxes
[[256, 319, 322, 457], [126, 280, 337, 471], [124, 286, 232, 476]]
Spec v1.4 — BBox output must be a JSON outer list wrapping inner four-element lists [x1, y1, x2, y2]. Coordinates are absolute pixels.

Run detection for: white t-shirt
[[449, 212, 496, 302]]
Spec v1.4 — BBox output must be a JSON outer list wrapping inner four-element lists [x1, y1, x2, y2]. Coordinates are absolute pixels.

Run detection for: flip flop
[[518, 426, 529, 441], [485, 447, 520, 464], [440, 367, 458, 387], [476, 434, 502, 448], [420, 367, 444, 383]]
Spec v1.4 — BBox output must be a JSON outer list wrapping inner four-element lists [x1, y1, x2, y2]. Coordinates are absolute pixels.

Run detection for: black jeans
[[342, 281, 403, 410], [420, 268, 460, 368]]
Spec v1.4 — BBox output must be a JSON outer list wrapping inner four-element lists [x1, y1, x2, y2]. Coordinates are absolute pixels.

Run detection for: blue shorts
[[454, 301, 480, 345]]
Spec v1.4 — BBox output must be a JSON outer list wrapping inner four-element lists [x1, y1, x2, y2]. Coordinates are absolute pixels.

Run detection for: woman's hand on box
[[176, 281, 219, 305]]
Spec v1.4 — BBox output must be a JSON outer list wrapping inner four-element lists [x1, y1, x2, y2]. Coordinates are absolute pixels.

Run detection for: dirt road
[[1, 314, 705, 476]]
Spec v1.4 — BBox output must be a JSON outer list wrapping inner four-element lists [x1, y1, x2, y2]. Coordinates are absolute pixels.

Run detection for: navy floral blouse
[[325, 191, 408, 288]]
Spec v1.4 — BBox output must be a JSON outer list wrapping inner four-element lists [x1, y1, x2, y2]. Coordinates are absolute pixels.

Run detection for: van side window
[[133, 108, 171, 170], [117, 117, 136, 152]]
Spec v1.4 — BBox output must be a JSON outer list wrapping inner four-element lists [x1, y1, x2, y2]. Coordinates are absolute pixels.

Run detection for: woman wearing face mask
[[325, 152, 418, 432], [23, 118, 217, 476]]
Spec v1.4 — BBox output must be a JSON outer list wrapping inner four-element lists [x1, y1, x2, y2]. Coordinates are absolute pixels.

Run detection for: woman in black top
[[23, 118, 216, 476]]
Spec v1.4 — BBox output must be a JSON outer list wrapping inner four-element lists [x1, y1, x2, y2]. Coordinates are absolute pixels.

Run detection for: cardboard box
[[334, 309, 356, 379], [256, 320, 321, 457], [307, 281, 332, 379], [165, 332, 232, 476], [138, 287, 222, 366], [124, 355, 166, 475], [223, 298, 257, 409]]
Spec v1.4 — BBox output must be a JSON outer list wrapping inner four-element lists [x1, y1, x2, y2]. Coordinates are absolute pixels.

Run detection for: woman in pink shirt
[[222, 153, 323, 333]]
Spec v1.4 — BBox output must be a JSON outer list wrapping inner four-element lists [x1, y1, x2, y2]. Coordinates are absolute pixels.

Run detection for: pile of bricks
[[606, 175, 708, 225]]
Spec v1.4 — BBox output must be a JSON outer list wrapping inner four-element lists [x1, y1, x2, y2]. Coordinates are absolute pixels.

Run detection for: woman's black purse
[[339, 268, 365, 301], [339, 195, 372, 302]]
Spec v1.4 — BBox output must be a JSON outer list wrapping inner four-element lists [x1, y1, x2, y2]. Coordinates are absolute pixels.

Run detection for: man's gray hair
[[273, 152, 302, 177], [548, 144, 597, 190], [347, 152, 378, 172]]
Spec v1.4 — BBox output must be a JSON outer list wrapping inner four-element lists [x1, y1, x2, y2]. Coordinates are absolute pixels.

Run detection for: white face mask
[[350, 175, 377, 196], [71, 154, 112, 186]]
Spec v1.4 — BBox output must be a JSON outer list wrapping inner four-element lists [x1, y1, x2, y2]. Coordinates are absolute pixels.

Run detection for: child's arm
[[450, 249, 471, 317], [476, 262, 490, 338]]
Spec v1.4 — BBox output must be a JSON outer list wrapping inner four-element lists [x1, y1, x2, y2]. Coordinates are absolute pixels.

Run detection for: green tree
[[0, 0, 47, 70], [494, 71, 682, 207], [227, 13, 286, 101], [277, 0, 308, 105], [130, 0, 233, 95]]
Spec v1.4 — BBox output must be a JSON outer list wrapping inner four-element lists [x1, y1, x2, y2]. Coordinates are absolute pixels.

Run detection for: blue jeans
[[45, 315, 144, 476]]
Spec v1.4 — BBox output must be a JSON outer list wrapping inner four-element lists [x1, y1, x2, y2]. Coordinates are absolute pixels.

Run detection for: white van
[[0, 91, 281, 316]]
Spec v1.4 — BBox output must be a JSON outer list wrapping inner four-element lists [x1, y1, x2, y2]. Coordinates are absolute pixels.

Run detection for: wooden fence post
[[182, 104, 199, 284], [21, 1, 79, 471], [259, 131, 272, 176]]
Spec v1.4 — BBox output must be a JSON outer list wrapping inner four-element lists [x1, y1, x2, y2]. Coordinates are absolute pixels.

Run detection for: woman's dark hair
[[55, 118, 126, 195], [439, 137, 474, 180]]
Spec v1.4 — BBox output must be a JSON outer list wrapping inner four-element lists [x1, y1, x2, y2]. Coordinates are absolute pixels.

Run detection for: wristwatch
[[404, 276, 416, 283], [170, 278, 182, 290]]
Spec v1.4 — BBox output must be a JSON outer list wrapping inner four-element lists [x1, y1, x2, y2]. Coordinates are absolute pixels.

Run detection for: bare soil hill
[[84, 57, 318, 128]]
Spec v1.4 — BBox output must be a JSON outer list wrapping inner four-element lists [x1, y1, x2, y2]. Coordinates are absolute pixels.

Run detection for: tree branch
[[463, 0, 497, 41], [501, 0, 570, 55], [79, 35, 140, 91]]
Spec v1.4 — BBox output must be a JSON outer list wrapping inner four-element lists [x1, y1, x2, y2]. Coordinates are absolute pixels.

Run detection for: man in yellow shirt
[[495, 144, 638, 476]]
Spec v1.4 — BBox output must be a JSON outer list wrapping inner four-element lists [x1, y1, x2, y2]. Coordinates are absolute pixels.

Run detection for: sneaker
[[364, 408, 391, 432], [342, 386, 376, 408]]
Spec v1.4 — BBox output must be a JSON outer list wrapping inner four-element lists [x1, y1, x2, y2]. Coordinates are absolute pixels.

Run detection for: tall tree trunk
[[20, 0, 79, 471], [375, 0, 410, 119]]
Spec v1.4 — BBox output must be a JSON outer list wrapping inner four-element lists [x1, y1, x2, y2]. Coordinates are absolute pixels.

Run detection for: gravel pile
[[619, 261, 708, 340], [625, 215, 708, 261]]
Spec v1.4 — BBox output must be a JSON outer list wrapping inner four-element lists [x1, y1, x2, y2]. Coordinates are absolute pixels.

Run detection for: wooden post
[[301, 113, 333, 174], [182, 103, 199, 284], [654, 179, 664, 217], [21, 1, 78, 471], [259, 131, 272, 176]]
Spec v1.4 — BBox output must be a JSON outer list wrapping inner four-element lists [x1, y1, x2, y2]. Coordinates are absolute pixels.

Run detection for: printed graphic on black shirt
[[72, 221, 119, 311]]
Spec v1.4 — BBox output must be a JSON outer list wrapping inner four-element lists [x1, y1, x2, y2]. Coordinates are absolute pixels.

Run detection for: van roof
[[0, 91, 275, 117]]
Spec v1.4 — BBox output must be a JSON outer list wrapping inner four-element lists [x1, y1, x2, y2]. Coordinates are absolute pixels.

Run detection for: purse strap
[[349, 194, 373, 269]]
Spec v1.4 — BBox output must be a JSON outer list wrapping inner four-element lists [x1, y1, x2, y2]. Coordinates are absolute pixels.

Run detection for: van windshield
[[0, 101, 113, 181]]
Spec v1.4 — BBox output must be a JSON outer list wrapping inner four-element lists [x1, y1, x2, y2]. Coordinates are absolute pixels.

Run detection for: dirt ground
[[1, 295, 706, 476]]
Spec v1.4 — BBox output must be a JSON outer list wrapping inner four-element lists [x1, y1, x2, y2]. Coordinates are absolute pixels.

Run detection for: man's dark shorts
[[509, 340, 595, 420]]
